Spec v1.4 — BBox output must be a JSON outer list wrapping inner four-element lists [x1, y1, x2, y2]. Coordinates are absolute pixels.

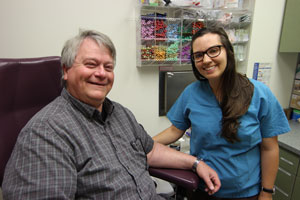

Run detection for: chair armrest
[[149, 167, 200, 190]]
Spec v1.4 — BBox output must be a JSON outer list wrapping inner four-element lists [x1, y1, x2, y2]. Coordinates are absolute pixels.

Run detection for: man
[[2, 30, 220, 199]]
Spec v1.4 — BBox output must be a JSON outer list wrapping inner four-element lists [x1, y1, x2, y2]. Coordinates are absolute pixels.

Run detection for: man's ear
[[62, 65, 69, 81]]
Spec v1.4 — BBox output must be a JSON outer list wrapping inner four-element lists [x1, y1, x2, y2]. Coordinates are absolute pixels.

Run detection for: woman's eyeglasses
[[191, 45, 223, 62]]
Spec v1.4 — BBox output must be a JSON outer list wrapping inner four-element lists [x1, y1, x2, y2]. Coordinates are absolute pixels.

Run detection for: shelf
[[140, 5, 252, 13], [141, 38, 181, 41], [136, 1, 253, 69]]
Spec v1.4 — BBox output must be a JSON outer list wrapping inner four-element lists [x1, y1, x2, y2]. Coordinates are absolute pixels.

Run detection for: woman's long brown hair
[[191, 26, 254, 143]]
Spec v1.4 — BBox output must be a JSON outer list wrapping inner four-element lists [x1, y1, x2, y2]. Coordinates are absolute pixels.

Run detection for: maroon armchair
[[149, 167, 200, 191], [0, 57, 63, 186]]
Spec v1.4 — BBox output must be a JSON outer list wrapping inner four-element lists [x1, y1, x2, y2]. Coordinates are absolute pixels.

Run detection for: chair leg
[[175, 186, 188, 200]]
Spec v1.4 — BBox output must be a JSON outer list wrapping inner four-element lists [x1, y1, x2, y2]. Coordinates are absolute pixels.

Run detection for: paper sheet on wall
[[295, 64, 300, 80], [252, 62, 272, 86]]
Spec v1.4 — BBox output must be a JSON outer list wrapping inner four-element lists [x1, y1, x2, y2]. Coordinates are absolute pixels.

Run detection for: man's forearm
[[147, 141, 195, 169], [147, 142, 221, 195]]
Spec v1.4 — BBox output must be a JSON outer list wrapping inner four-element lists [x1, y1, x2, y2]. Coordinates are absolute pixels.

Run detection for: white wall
[[0, 0, 297, 137], [247, 0, 297, 107]]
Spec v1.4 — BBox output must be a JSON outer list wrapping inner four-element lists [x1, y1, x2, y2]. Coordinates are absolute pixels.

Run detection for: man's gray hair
[[60, 29, 116, 86]]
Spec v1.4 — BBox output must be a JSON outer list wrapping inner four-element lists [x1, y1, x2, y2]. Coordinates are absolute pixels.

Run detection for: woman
[[153, 26, 290, 200]]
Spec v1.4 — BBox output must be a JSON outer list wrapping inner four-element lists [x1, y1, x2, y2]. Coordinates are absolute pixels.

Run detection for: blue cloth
[[167, 79, 290, 198]]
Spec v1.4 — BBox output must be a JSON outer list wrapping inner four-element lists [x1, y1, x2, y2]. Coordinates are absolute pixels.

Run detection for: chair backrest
[[0, 56, 63, 186]]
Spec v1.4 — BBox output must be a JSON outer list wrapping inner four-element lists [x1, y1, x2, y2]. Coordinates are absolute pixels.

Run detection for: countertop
[[278, 120, 300, 156]]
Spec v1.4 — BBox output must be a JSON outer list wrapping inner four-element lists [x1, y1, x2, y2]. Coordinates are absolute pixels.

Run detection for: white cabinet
[[136, 0, 254, 73]]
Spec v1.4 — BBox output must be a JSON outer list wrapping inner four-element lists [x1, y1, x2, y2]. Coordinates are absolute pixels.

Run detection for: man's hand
[[196, 160, 221, 195]]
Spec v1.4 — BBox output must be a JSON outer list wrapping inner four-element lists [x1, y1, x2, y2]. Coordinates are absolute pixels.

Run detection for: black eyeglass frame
[[191, 45, 223, 62]]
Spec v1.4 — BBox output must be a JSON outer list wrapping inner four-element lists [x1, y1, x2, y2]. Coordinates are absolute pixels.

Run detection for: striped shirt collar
[[61, 88, 114, 121]]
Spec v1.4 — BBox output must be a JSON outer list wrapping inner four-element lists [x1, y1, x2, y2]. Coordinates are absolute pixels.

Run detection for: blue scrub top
[[167, 79, 290, 198]]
